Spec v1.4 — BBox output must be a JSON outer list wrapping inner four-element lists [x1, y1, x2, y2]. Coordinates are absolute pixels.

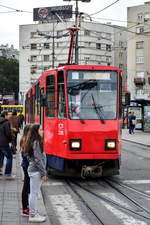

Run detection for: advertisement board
[[33, 5, 72, 21]]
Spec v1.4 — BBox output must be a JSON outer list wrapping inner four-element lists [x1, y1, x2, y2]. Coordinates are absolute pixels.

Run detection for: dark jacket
[[9, 115, 20, 132], [21, 151, 29, 169], [0, 117, 12, 147]]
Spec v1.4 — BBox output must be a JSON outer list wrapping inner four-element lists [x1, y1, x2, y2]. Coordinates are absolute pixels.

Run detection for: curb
[[122, 138, 150, 148]]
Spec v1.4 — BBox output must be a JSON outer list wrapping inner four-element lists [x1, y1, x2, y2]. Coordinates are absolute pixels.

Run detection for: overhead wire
[[90, 0, 120, 16], [0, 3, 32, 13]]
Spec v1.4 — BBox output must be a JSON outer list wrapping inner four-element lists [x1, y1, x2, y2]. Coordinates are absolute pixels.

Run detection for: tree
[[0, 56, 19, 100]]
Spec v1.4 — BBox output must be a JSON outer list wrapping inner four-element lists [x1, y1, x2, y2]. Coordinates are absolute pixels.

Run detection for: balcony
[[134, 77, 145, 85]]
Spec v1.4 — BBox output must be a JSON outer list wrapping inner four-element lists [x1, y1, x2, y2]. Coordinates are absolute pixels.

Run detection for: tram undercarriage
[[47, 158, 120, 178]]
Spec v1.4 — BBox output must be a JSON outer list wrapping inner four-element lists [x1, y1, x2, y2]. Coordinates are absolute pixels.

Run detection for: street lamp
[[63, 0, 91, 64]]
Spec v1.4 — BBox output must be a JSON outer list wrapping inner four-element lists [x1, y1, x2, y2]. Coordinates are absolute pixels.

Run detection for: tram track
[[68, 179, 150, 223], [102, 178, 150, 215], [66, 179, 105, 225], [105, 177, 150, 199]]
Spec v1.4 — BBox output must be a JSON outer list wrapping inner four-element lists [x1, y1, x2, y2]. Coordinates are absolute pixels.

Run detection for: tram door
[[40, 88, 44, 130]]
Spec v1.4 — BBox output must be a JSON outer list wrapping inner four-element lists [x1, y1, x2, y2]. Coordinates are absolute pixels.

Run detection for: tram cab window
[[46, 75, 55, 118], [57, 71, 66, 119], [66, 70, 118, 120]]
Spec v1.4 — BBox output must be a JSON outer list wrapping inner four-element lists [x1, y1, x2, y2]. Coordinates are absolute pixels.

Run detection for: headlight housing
[[69, 139, 81, 151], [105, 139, 116, 150]]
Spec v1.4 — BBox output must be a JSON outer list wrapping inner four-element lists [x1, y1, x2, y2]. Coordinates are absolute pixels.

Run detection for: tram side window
[[119, 73, 122, 118], [57, 71, 66, 119], [37, 83, 40, 116], [46, 75, 55, 118]]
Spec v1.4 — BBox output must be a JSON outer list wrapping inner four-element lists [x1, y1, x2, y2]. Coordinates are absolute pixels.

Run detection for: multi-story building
[[19, 20, 127, 102], [127, 1, 150, 102], [0, 44, 19, 60], [127, 1, 150, 131]]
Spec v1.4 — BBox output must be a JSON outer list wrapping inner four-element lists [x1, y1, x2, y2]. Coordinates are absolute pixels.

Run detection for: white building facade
[[127, 1, 150, 102], [0, 44, 19, 60], [19, 20, 127, 102]]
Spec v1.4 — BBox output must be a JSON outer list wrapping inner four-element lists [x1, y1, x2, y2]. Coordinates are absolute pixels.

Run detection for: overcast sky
[[0, 0, 147, 49]]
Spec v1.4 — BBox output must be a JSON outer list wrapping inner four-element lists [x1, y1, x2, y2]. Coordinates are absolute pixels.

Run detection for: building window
[[57, 31, 63, 38], [44, 43, 50, 49], [31, 55, 37, 62], [136, 41, 144, 49], [119, 64, 123, 69], [44, 55, 49, 61], [31, 66, 37, 74], [96, 43, 101, 49], [137, 14, 142, 21], [119, 52, 123, 58], [31, 44, 37, 50], [136, 56, 144, 63], [136, 27, 144, 34], [106, 44, 111, 51], [136, 72, 144, 78], [119, 41, 123, 48], [144, 13, 150, 21], [85, 42, 91, 47], [30, 32, 36, 38], [84, 29, 90, 36]]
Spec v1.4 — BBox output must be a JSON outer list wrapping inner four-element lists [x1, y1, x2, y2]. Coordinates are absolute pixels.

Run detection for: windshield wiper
[[91, 94, 105, 124], [67, 79, 97, 95]]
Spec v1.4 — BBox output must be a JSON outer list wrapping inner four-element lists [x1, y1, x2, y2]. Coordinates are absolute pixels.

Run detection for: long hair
[[20, 124, 32, 152], [24, 124, 43, 157]]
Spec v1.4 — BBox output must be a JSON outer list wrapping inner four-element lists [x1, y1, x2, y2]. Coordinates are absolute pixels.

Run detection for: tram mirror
[[125, 92, 130, 106], [41, 93, 47, 106]]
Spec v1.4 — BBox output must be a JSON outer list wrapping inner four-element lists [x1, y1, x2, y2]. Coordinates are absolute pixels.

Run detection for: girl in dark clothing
[[20, 124, 32, 216]]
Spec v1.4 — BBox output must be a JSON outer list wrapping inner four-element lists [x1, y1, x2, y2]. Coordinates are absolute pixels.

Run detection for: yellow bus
[[1, 105, 25, 117]]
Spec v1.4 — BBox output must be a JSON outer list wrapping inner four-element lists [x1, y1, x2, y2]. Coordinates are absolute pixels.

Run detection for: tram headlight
[[69, 139, 81, 151], [105, 139, 116, 150]]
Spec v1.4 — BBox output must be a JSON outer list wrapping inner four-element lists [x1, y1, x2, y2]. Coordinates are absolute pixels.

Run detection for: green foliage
[[0, 56, 19, 99]]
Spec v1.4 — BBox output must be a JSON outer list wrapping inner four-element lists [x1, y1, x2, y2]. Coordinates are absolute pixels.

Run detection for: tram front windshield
[[66, 70, 118, 120]]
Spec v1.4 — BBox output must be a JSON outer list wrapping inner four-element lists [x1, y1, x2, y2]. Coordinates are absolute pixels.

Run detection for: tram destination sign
[[33, 5, 72, 21]]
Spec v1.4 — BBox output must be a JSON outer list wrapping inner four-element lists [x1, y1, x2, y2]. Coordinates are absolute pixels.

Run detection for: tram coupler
[[81, 165, 102, 178]]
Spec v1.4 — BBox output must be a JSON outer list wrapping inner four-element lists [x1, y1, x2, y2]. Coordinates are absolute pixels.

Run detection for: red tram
[[25, 64, 122, 178]]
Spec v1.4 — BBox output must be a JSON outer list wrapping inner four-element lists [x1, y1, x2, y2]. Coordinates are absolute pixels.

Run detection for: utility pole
[[52, 22, 55, 68], [63, 0, 91, 64], [75, 0, 79, 64]]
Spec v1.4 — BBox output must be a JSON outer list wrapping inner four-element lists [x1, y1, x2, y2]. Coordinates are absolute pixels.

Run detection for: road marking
[[49, 194, 91, 225], [44, 182, 64, 186], [145, 190, 150, 193], [104, 202, 147, 225], [101, 193, 130, 208], [123, 180, 150, 184]]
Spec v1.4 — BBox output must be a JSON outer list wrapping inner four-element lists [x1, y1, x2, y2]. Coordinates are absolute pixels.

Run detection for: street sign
[[33, 5, 72, 21]]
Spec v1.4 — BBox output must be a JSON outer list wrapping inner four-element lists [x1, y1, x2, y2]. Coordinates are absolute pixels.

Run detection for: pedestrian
[[0, 110, 13, 179], [9, 109, 20, 154], [128, 111, 136, 134], [24, 124, 47, 223], [20, 124, 32, 216], [19, 111, 24, 130]]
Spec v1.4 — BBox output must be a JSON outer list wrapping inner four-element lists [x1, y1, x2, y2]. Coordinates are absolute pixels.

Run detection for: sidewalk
[[122, 128, 150, 147], [0, 151, 51, 225]]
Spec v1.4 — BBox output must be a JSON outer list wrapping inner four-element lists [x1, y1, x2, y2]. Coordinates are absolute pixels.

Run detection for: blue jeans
[[28, 172, 42, 216], [0, 146, 13, 176], [0, 151, 4, 168]]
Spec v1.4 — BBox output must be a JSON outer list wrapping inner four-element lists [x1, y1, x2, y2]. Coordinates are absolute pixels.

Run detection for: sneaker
[[22, 209, 29, 216], [29, 213, 46, 223], [4, 175, 15, 180]]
